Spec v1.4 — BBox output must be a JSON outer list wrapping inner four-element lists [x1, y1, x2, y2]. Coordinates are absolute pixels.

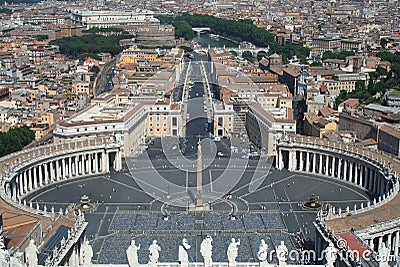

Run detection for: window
[[172, 117, 177, 126]]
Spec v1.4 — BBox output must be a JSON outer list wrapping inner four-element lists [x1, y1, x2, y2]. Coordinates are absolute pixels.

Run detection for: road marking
[[122, 173, 168, 194], [209, 169, 214, 192]]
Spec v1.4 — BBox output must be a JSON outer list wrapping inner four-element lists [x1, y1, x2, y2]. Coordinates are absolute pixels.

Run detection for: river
[[193, 33, 238, 48]]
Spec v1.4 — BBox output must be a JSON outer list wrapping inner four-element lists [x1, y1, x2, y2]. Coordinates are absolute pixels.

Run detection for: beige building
[[146, 102, 183, 137], [54, 93, 183, 155], [213, 98, 235, 137], [304, 113, 337, 138], [246, 103, 296, 155], [72, 82, 90, 95]]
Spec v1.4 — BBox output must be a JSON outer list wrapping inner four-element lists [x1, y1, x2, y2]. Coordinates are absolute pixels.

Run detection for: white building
[[70, 10, 159, 29]]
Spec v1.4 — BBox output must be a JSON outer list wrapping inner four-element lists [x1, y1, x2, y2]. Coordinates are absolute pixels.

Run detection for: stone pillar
[[306, 152, 310, 172], [369, 169, 374, 192], [12, 181, 16, 200], [360, 166, 364, 187], [299, 151, 304, 171], [349, 162, 353, 183], [325, 155, 329, 175], [19, 174, 23, 196], [95, 152, 99, 173], [312, 153, 317, 173], [278, 150, 284, 170], [75, 155, 79, 176], [50, 161, 55, 181], [44, 162, 49, 184], [33, 167, 37, 189], [23, 171, 28, 193], [376, 172, 382, 196], [331, 157, 336, 177], [88, 154, 92, 174], [62, 158, 66, 179], [28, 169, 33, 191], [55, 160, 60, 181], [116, 150, 122, 171], [378, 235, 383, 250], [388, 233, 393, 253], [338, 158, 342, 179], [288, 150, 294, 171], [343, 160, 347, 180], [369, 239, 374, 250], [79, 154, 83, 175], [102, 151, 108, 173], [354, 163, 359, 185], [38, 165, 43, 186], [85, 154, 89, 174], [68, 157, 73, 178], [319, 154, 323, 174], [395, 231, 399, 256], [105, 152, 110, 173]]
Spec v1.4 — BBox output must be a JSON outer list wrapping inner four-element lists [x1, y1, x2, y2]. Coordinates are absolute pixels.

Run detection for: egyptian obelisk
[[196, 141, 203, 207]]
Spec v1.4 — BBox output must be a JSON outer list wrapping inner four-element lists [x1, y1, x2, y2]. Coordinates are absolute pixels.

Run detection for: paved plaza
[[23, 154, 370, 264]]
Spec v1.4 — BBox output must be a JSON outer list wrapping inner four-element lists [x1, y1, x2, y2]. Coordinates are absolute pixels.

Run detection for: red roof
[[337, 232, 370, 259], [320, 84, 327, 94]]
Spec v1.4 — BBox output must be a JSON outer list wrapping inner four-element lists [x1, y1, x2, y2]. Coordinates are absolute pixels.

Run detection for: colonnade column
[[28, 169, 33, 191], [33, 167, 37, 189], [306, 152, 310, 172], [95, 153, 99, 173], [44, 162, 49, 184], [62, 158, 66, 179], [388, 233, 392, 253], [299, 151, 303, 171], [360, 165, 365, 187], [338, 158, 342, 179], [50, 161, 55, 181], [349, 162, 353, 183], [55, 160, 60, 181], [331, 157, 336, 177], [319, 154, 323, 174], [369, 169, 373, 192], [343, 160, 347, 180], [88, 154, 93, 174], [354, 163, 359, 185], [288, 150, 294, 171], [395, 231, 399, 256], [324, 156, 328, 175], [18, 174, 23, 196], [102, 151, 107, 173], [75, 155, 79, 177], [23, 171, 28, 193], [116, 151, 122, 171], [312, 153, 316, 173], [38, 164, 43, 186], [378, 236, 383, 250], [68, 157, 73, 178]]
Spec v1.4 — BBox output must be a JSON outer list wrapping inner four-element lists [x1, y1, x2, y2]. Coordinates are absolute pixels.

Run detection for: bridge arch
[[192, 27, 212, 36]]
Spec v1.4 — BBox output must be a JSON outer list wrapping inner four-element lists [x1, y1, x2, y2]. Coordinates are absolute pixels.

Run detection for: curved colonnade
[[276, 134, 400, 265], [0, 137, 122, 217]]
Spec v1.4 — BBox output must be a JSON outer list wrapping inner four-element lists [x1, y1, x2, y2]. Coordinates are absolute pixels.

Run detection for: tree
[[173, 20, 194, 40], [0, 126, 35, 157], [157, 13, 310, 61], [35, 35, 48, 41], [90, 65, 100, 74], [310, 61, 322, 66], [0, 8, 12, 14]]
